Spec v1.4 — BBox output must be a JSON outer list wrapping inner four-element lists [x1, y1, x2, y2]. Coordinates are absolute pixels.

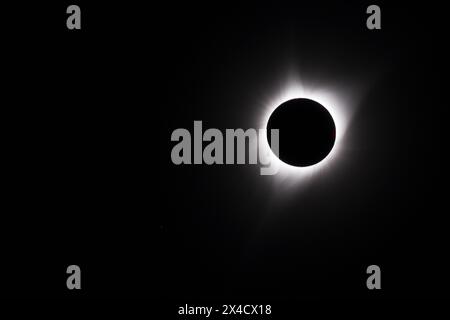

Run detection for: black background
[[2, 0, 449, 309]]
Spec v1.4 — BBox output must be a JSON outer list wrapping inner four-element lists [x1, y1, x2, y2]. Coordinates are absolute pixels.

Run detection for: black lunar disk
[[267, 98, 336, 167]]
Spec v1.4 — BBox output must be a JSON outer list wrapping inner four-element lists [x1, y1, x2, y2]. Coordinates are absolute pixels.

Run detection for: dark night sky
[[2, 0, 450, 308]]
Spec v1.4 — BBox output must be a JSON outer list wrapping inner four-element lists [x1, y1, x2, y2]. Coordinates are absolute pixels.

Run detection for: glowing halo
[[258, 77, 353, 185]]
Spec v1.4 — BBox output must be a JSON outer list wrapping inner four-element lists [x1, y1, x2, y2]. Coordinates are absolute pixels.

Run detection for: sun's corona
[[258, 79, 350, 183]]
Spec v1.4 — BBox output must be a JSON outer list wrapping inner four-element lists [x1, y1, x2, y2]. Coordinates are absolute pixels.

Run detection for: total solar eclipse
[[267, 98, 336, 167]]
